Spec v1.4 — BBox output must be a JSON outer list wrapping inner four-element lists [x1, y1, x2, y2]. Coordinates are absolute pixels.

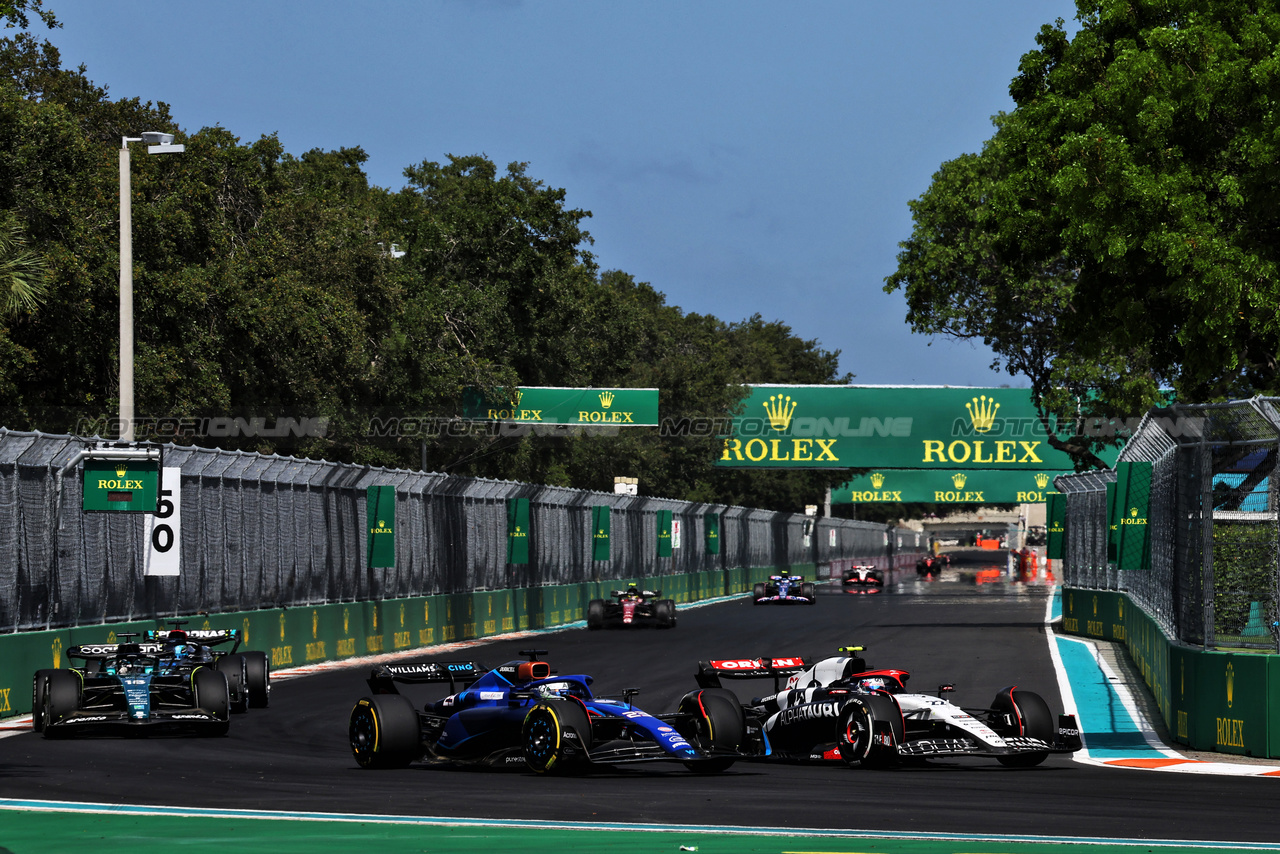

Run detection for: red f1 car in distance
[[692, 646, 1081, 768], [587, 584, 677, 629]]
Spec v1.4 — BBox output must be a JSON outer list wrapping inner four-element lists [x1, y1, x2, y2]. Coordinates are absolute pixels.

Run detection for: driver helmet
[[857, 676, 888, 692], [780, 568, 791, 577], [170, 644, 193, 661], [535, 681, 571, 698], [625, 584, 640, 597]]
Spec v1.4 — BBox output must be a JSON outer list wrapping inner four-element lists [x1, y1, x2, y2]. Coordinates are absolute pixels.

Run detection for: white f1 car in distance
[[694, 647, 1081, 768]]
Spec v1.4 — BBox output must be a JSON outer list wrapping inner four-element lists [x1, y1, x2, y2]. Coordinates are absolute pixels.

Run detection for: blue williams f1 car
[[349, 650, 746, 773], [752, 569, 816, 605], [32, 634, 232, 737]]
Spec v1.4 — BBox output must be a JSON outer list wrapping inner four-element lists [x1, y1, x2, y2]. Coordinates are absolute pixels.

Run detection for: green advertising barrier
[[0, 560, 794, 720], [1061, 587, 1280, 757]]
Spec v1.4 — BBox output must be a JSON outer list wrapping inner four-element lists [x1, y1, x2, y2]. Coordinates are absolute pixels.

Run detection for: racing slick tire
[[216, 654, 250, 714], [676, 688, 744, 772], [40, 670, 81, 738], [31, 669, 61, 733], [837, 693, 903, 768], [800, 582, 816, 602], [655, 599, 676, 629], [243, 650, 270, 708], [193, 667, 231, 735], [586, 598, 605, 630], [523, 698, 593, 774], [752, 583, 766, 604], [350, 694, 422, 768], [992, 687, 1054, 767]]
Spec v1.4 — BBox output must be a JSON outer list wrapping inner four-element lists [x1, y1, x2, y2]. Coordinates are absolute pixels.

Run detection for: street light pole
[[118, 132, 183, 442]]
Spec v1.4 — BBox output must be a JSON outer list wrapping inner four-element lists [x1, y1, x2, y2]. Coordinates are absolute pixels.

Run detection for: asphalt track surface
[[4, 570, 1279, 846]]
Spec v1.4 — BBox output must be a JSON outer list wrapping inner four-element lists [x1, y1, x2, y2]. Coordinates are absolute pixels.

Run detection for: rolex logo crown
[[952, 472, 967, 488], [115, 463, 127, 478], [869, 472, 884, 489], [1035, 472, 1050, 488], [1130, 507, 1139, 517], [965, 395, 1000, 433], [511, 389, 523, 407], [763, 395, 797, 431], [599, 391, 614, 408]]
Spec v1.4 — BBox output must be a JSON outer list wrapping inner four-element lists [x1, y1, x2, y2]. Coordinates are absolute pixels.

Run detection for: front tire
[[350, 694, 422, 768], [216, 655, 249, 714], [193, 667, 231, 736], [41, 670, 81, 738], [586, 599, 605, 630], [993, 687, 1054, 767], [800, 582, 816, 602], [655, 599, 676, 628], [523, 698, 593, 774], [752, 583, 766, 603], [676, 688, 744, 772], [836, 694, 902, 768], [243, 651, 270, 708], [31, 669, 60, 732]]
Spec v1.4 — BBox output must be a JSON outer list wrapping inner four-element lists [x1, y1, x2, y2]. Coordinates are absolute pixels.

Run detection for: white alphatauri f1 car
[[694, 647, 1081, 768]]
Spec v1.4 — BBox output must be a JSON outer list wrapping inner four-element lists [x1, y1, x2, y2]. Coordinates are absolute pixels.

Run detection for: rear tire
[[993, 687, 1054, 767], [193, 667, 231, 735], [350, 694, 422, 768], [586, 599, 605, 630], [677, 688, 744, 772], [800, 582, 816, 601], [655, 599, 675, 628], [41, 670, 81, 738], [523, 698, 593, 774], [243, 651, 270, 708], [216, 655, 249, 714], [752, 583, 766, 603]]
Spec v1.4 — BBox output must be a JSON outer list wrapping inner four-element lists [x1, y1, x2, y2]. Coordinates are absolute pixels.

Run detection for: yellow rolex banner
[[656, 510, 673, 558], [463, 387, 659, 426], [716, 386, 1122, 470], [1046, 493, 1067, 560], [366, 485, 396, 569], [704, 512, 721, 555], [591, 505, 611, 561], [507, 497, 531, 565], [1114, 461, 1152, 571], [832, 469, 1069, 504]]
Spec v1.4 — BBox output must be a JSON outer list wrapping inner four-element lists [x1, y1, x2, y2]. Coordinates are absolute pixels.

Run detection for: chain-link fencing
[[1055, 399, 1280, 650], [0, 429, 918, 631]]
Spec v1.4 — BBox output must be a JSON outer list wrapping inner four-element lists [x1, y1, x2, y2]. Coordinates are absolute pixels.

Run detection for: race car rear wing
[[67, 642, 166, 661], [366, 661, 483, 694], [695, 657, 809, 691]]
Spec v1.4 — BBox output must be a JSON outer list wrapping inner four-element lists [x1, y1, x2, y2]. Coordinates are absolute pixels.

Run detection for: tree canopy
[[886, 0, 1280, 462], [0, 30, 849, 512]]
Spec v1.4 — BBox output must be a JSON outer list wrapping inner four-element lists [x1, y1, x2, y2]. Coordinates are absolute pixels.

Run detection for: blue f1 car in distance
[[752, 569, 817, 605], [349, 650, 746, 774]]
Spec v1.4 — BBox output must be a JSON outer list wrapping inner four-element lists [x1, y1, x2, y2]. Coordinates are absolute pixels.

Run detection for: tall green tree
[[887, 0, 1280, 462]]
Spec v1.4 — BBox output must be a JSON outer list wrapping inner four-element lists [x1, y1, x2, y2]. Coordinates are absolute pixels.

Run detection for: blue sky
[[41, 1, 1080, 387]]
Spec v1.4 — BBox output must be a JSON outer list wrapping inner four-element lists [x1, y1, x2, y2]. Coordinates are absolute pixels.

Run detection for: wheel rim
[[525, 708, 559, 768], [349, 706, 377, 762], [838, 706, 871, 764]]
